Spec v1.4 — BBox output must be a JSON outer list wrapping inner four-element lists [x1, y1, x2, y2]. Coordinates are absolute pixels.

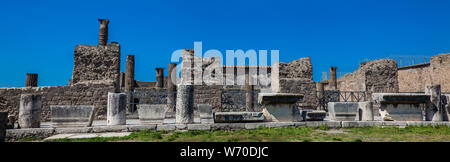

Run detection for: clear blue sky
[[1, 0, 450, 87]]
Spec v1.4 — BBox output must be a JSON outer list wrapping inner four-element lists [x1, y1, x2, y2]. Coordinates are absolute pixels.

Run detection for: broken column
[[25, 73, 38, 87], [125, 55, 135, 114], [167, 63, 177, 112], [329, 67, 337, 90], [245, 74, 254, 112], [358, 101, 374, 121], [119, 72, 125, 87], [425, 85, 444, 121], [0, 112, 7, 142], [107, 92, 127, 125], [176, 85, 194, 124], [98, 19, 109, 46], [19, 94, 42, 128], [316, 82, 325, 110], [156, 68, 165, 88]]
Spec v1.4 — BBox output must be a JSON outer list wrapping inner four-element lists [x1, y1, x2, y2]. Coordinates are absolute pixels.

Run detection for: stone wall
[[338, 59, 399, 99], [397, 53, 450, 93], [71, 43, 120, 88], [398, 63, 431, 92], [221, 86, 261, 112], [0, 83, 116, 121], [429, 53, 450, 92], [271, 57, 317, 109]]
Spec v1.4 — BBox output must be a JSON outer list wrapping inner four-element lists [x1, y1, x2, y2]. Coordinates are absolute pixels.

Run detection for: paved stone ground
[[44, 132, 131, 141]]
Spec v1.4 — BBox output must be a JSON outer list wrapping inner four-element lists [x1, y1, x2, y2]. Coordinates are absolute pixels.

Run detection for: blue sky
[[1, 0, 450, 87]]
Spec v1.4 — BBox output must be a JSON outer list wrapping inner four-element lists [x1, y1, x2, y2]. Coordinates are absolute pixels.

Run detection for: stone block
[[244, 123, 266, 130], [211, 123, 246, 130], [214, 112, 265, 123], [379, 104, 424, 121], [302, 110, 326, 121], [6, 128, 55, 142], [187, 124, 211, 131], [259, 93, 303, 122], [91, 125, 127, 133], [107, 92, 127, 125], [127, 125, 157, 132], [157, 124, 176, 131], [55, 127, 93, 134], [328, 102, 358, 121], [264, 122, 295, 128], [305, 121, 341, 128], [50, 105, 95, 127], [138, 104, 167, 124], [341, 121, 382, 128], [19, 94, 42, 128], [358, 101, 374, 121]]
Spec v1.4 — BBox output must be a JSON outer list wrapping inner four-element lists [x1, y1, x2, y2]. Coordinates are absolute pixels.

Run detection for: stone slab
[[341, 121, 382, 128], [138, 104, 167, 124], [126, 125, 157, 132], [372, 93, 430, 104], [379, 103, 424, 121], [214, 112, 265, 123], [302, 110, 326, 121], [258, 93, 304, 104], [50, 105, 95, 127], [187, 124, 211, 131], [328, 102, 358, 121]]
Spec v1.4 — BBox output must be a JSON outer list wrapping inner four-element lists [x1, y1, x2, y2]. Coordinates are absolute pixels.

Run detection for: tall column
[[176, 85, 194, 124], [167, 63, 177, 112], [25, 73, 38, 87], [125, 55, 135, 114], [119, 72, 125, 87], [156, 68, 165, 88], [19, 94, 42, 128], [245, 74, 254, 112], [316, 82, 325, 110], [98, 19, 109, 46], [329, 67, 337, 90]]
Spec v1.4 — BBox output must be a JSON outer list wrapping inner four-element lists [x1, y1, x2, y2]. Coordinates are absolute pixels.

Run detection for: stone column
[[156, 68, 165, 88], [245, 74, 254, 112], [119, 72, 125, 87], [167, 63, 177, 112], [25, 73, 38, 87], [98, 19, 109, 46], [316, 82, 325, 110], [0, 112, 7, 142], [107, 92, 127, 125], [426, 85, 443, 121], [19, 94, 42, 128], [329, 67, 337, 90], [125, 55, 135, 114], [176, 85, 194, 124]]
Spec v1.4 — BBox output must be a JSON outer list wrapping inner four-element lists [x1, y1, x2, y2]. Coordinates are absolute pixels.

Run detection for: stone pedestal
[[107, 93, 127, 125], [138, 104, 167, 124], [176, 85, 194, 124], [19, 94, 42, 128], [258, 93, 303, 122], [51, 105, 95, 127], [373, 93, 429, 121], [328, 102, 358, 121], [0, 112, 7, 142]]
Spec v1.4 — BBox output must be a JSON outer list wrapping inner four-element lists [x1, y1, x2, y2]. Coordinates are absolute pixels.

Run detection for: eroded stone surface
[[214, 112, 264, 123], [138, 104, 167, 124], [50, 105, 95, 127]]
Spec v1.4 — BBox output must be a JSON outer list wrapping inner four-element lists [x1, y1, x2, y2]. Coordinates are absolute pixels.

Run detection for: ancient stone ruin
[[1, 19, 450, 141]]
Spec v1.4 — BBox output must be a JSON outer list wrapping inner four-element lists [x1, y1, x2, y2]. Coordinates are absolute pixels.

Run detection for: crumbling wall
[[0, 84, 116, 121], [271, 57, 317, 109], [398, 63, 431, 92], [71, 43, 120, 87], [338, 59, 398, 97]]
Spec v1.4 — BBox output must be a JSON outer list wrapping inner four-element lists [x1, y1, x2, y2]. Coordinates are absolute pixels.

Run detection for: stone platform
[[5, 119, 450, 141]]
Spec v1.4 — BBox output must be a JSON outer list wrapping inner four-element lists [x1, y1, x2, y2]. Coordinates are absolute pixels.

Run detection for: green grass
[[42, 125, 450, 142]]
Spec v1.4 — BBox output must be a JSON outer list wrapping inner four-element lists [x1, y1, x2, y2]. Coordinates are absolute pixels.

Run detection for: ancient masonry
[[1, 19, 450, 126]]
